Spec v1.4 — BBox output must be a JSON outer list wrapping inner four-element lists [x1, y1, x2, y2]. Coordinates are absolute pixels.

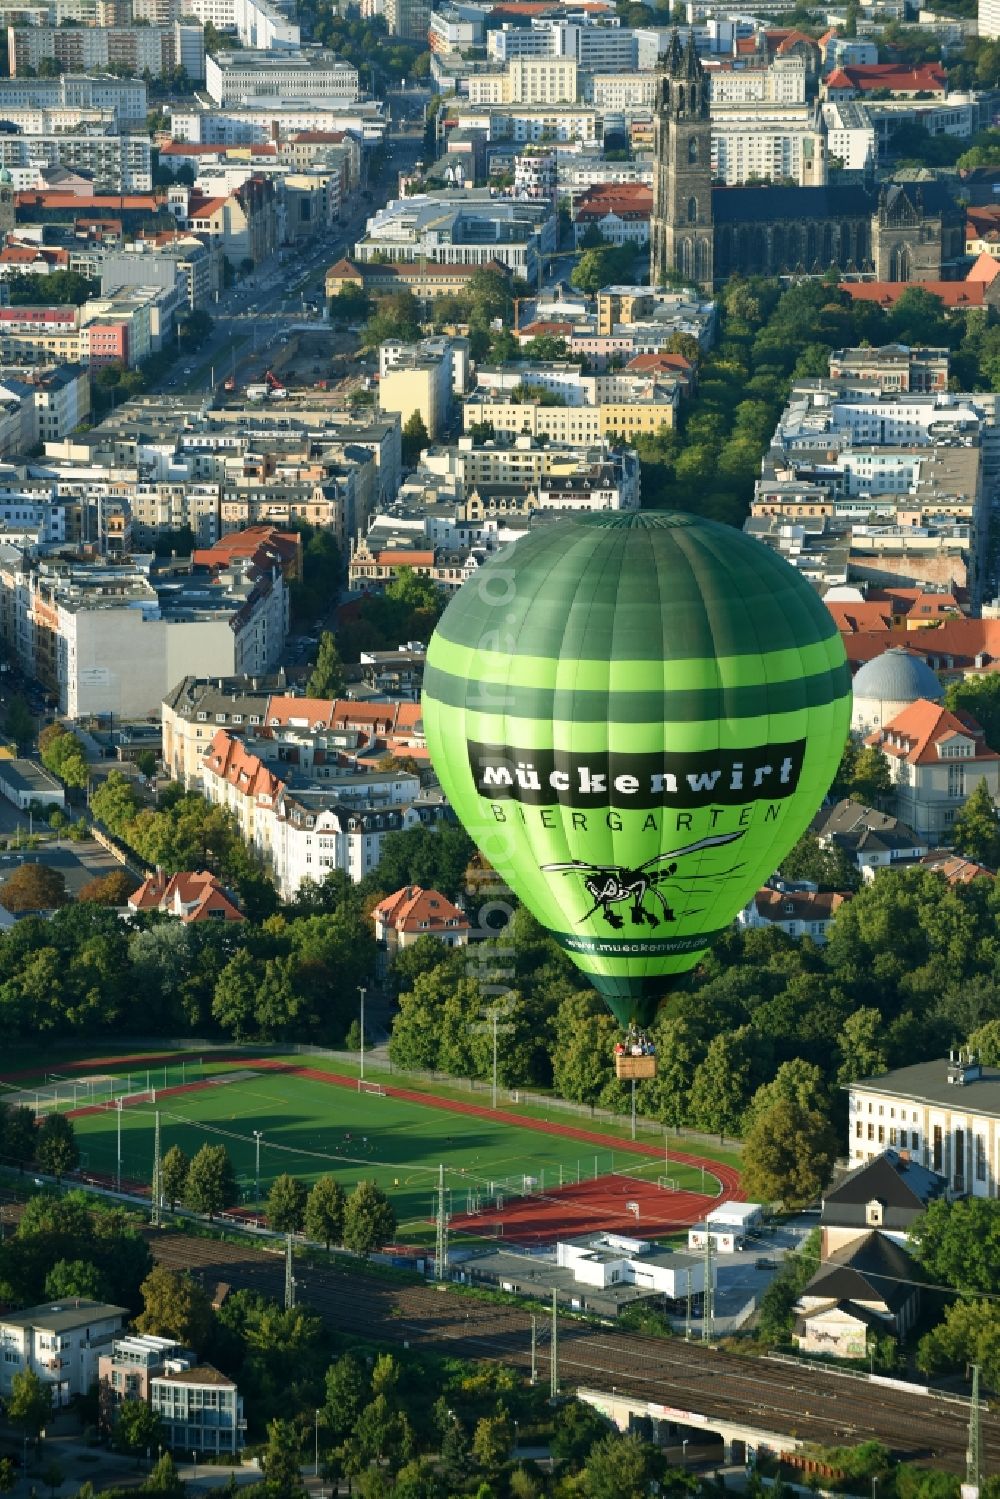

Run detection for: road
[[156, 125, 426, 400], [146, 1229, 1000, 1472]]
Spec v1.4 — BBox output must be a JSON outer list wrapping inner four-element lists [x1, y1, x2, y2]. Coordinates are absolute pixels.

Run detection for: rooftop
[[850, 1057, 1000, 1114], [1, 1300, 128, 1332]]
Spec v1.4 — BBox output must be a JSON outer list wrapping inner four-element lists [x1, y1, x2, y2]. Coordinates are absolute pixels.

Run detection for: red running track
[[55, 1053, 741, 1243]]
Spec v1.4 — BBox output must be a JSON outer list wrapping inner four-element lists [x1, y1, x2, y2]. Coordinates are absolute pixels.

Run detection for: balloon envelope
[[422, 512, 852, 1028]]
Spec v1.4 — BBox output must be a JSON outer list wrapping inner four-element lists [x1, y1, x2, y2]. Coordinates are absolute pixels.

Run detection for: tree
[[145, 1454, 184, 1499], [262, 1418, 306, 1499], [951, 780, 1000, 868], [917, 1298, 1000, 1389], [7, 269, 95, 306], [778, 832, 860, 891], [1, 1104, 37, 1168], [911, 1197, 1000, 1296], [582, 1434, 664, 1499], [6, 695, 34, 753], [471, 1414, 513, 1473], [39, 724, 89, 791], [324, 1352, 368, 1443], [77, 870, 136, 906], [836, 1007, 888, 1085], [36, 1112, 78, 1180], [401, 411, 429, 465], [0, 1458, 16, 1493], [44, 1258, 108, 1302], [160, 1145, 190, 1210], [113, 1399, 164, 1455], [184, 1144, 237, 1220], [211, 949, 259, 1040], [306, 632, 346, 700], [267, 1173, 308, 1234], [551, 1400, 611, 1464], [847, 746, 892, 805], [304, 1176, 346, 1250], [741, 1096, 837, 1210], [341, 1180, 396, 1258], [137, 1265, 214, 1349], [0, 862, 69, 913], [742, 1058, 829, 1135], [687, 1029, 752, 1139], [7, 1368, 52, 1437]]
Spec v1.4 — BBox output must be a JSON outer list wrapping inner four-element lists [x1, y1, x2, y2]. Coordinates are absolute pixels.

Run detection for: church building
[[649, 32, 963, 291]]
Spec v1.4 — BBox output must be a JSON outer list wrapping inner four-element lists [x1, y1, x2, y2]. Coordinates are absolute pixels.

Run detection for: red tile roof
[[752, 887, 850, 922], [866, 699, 999, 765], [128, 869, 244, 923], [968, 251, 1000, 284], [626, 351, 694, 374], [826, 62, 947, 92], [203, 729, 284, 803], [15, 192, 160, 210], [372, 884, 470, 936], [920, 851, 995, 883], [840, 280, 986, 309]]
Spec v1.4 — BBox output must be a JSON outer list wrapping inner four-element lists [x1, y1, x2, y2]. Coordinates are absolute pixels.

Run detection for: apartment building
[[0, 1302, 127, 1407], [0, 547, 286, 718], [711, 104, 827, 187], [0, 131, 152, 193], [0, 75, 147, 119], [8, 23, 204, 81], [384, 0, 429, 38]]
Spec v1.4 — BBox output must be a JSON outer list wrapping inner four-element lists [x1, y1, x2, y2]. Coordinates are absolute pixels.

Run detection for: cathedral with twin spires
[[649, 31, 963, 292]]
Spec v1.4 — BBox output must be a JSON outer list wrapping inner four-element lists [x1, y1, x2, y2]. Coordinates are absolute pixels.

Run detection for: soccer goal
[[357, 1079, 386, 1096], [657, 1175, 678, 1192]]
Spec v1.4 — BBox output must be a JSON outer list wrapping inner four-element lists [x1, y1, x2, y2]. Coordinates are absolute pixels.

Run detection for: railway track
[[147, 1229, 999, 1470]]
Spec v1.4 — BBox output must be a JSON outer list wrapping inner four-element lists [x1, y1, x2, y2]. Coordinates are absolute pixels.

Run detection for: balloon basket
[[615, 1054, 656, 1081]]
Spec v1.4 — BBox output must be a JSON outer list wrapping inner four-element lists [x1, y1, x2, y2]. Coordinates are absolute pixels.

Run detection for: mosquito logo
[[541, 831, 746, 930]]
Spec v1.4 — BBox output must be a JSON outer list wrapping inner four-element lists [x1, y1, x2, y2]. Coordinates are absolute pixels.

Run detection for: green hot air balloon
[[422, 511, 851, 1038]]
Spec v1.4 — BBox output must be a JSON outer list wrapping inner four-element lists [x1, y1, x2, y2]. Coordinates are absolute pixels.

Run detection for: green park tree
[[911, 1197, 1000, 1296], [7, 1368, 52, 1437], [687, 1028, 752, 1139], [211, 949, 259, 1040], [741, 1096, 837, 1210], [582, 1434, 665, 1499], [945, 674, 1000, 751], [184, 1144, 237, 1221], [267, 1173, 308, 1234], [341, 1180, 396, 1258], [35, 1112, 78, 1180], [44, 1258, 108, 1302], [5, 695, 33, 753], [836, 1008, 888, 1086], [401, 411, 429, 465], [136, 1265, 214, 1350], [160, 1145, 190, 1210], [778, 832, 860, 891], [113, 1398, 164, 1455], [0, 1103, 37, 1167], [306, 631, 346, 699], [304, 1176, 346, 1250], [968, 1018, 1000, 1064], [472, 1413, 513, 1473], [323, 1353, 368, 1444], [951, 780, 1000, 868], [917, 1299, 1000, 1389], [262, 1418, 307, 1499], [847, 746, 892, 806]]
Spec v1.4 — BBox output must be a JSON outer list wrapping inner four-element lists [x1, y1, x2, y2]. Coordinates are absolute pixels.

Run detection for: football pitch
[[66, 1061, 711, 1241]]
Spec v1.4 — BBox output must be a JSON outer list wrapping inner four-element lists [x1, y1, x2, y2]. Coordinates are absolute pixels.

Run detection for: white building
[[981, 0, 1000, 39], [707, 57, 806, 105], [0, 1301, 127, 1407], [231, 0, 299, 49], [848, 1052, 1000, 1197], [822, 100, 876, 172], [0, 74, 147, 121], [688, 1201, 763, 1253], [711, 105, 826, 187], [204, 50, 359, 107], [0, 551, 286, 719]]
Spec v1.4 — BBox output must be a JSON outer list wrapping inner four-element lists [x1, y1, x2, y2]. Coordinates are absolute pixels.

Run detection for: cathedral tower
[[650, 31, 714, 292]]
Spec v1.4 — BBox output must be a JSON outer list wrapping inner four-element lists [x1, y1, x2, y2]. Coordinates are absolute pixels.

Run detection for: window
[[911, 1130, 920, 1149], [933, 1124, 943, 1172], [976, 1133, 987, 1182], [688, 136, 698, 163], [955, 1127, 965, 1185]]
